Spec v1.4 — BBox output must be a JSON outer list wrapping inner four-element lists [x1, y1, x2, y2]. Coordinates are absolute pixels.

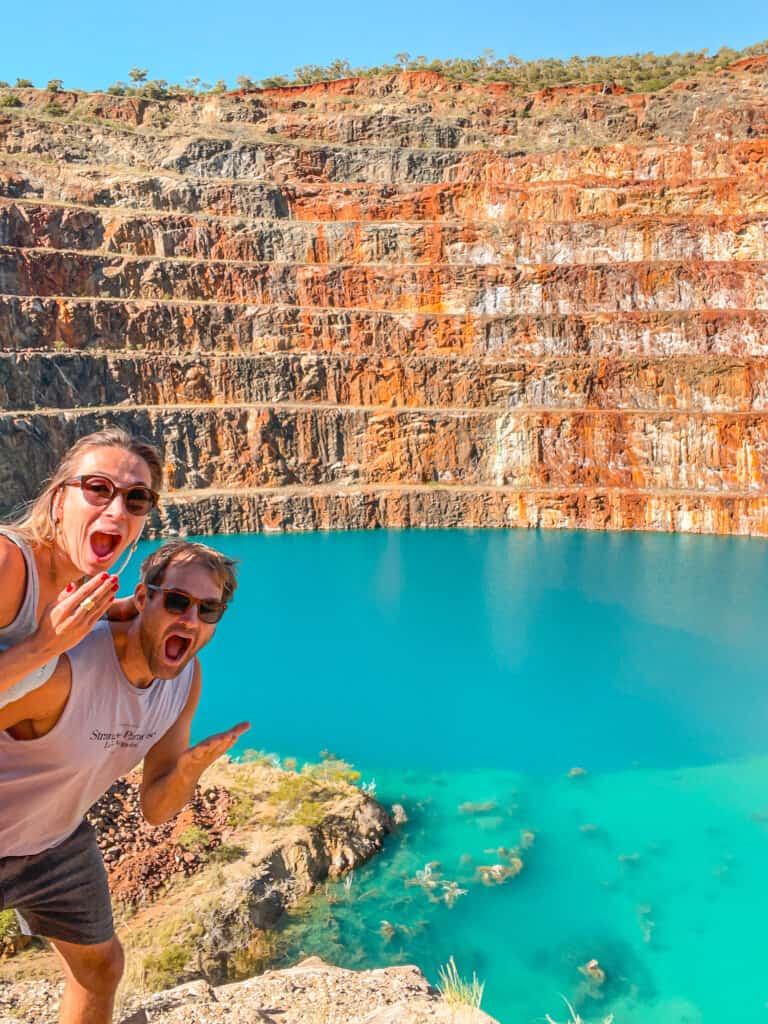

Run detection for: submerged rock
[[475, 859, 524, 885], [458, 801, 498, 815], [392, 803, 409, 825]]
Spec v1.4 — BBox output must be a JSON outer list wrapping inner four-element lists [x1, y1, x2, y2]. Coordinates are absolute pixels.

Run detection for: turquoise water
[[128, 529, 768, 1022]]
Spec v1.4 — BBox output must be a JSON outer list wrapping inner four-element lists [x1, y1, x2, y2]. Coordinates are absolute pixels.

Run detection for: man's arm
[[140, 661, 249, 826]]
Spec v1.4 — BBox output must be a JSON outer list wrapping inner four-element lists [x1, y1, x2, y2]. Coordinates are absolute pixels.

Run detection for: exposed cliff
[[2, 62, 768, 534], [0, 958, 500, 1024], [0, 758, 392, 999]]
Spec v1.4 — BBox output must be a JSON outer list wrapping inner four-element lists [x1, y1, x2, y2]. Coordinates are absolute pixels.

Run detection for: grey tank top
[[0, 620, 195, 856], [0, 530, 58, 709]]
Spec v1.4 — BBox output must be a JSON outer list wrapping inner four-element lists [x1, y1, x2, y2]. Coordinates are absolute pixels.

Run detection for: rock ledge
[[0, 958, 500, 1024]]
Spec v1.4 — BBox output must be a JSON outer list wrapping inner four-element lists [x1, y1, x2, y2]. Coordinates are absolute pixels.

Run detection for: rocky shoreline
[[0, 957, 500, 1023], [0, 756, 502, 1022], [0, 758, 394, 992]]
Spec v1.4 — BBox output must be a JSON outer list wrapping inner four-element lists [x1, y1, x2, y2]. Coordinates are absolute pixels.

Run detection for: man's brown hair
[[140, 540, 238, 605]]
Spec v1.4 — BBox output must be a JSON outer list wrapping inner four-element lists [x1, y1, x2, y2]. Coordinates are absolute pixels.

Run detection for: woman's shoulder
[[0, 533, 31, 630]]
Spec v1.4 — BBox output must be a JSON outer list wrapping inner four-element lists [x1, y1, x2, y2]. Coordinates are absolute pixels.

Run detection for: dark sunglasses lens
[[163, 591, 192, 615], [81, 477, 114, 505], [125, 487, 155, 515], [198, 602, 225, 624]]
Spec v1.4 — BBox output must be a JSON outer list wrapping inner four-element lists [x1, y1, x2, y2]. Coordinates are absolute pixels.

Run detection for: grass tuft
[[437, 955, 485, 1008], [545, 996, 615, 1024]]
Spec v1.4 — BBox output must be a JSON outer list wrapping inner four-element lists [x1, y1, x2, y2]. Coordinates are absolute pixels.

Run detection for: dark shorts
[[0, 819, 114, 946]]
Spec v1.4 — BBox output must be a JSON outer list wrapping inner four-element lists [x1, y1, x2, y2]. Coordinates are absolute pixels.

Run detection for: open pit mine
[[2, 61, 768, 535]]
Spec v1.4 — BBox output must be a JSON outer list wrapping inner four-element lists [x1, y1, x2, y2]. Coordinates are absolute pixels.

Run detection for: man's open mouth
[[90, 531, 121, 559], [164, 634, 192, 663]]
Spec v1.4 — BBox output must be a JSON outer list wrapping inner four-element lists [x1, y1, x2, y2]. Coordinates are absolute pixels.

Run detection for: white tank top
[[0, 621, 195, 857], [0, 530, 58, 709]]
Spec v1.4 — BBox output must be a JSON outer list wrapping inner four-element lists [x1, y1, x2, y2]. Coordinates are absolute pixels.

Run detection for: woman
[[0, 428, 163, 708]]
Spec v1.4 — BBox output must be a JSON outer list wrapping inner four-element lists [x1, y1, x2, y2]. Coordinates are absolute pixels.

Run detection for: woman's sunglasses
[[64, 475, 159, 516], [146, 584, 228, 624]]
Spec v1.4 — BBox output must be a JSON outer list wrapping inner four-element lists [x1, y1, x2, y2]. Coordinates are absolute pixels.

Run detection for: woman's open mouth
[[164, 634, 192, 663], [90, 531, 121, 560]]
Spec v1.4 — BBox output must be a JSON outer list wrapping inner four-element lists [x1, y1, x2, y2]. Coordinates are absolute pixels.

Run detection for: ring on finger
[[79, 597, 96, 612]]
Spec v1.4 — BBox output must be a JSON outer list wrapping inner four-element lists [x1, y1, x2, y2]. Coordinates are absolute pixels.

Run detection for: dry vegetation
[[1, 40, 767, 101]]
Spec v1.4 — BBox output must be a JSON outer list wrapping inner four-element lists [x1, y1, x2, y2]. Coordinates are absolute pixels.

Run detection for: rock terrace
[[2, 64, 768, 534]]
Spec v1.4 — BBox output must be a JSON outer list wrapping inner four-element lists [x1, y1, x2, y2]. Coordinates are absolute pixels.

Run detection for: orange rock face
[[1, 65, 768, 536]]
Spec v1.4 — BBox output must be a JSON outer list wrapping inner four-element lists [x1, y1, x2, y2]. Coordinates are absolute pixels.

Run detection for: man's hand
[[141, 663, 249, 827], [177, 722, 251, 780]]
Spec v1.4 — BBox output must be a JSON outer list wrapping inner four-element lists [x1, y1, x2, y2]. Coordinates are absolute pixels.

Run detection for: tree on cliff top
[[239, 39, 768, 94]]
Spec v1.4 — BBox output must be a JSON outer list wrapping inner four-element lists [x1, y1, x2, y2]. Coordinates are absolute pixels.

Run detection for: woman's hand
[[34, 573, 119, 659]]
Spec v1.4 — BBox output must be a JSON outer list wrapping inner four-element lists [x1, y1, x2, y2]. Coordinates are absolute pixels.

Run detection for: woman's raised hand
[[34, 573, 120, 658]]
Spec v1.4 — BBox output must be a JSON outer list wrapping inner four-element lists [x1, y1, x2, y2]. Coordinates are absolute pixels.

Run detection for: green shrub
[[227, 789, 255, 828], [636, 76, 668, 92], [0, 95, 22, 108], [292, 800, 325, 827], [268, 774, 326, 826], [240, 748, 278, 766], [0, 909, 17, 940], [208, 843, 246, 864], [14, 78, 33, 88], [43, 101, 64, 116], [176, 825, 210, 852], [141, 80, 168, 100], [304, 753, 360, 785], [142, 943, 191, 990]]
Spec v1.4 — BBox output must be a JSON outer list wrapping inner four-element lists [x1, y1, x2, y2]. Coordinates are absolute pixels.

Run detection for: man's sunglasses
[[146, 584, 228, 624], [64, 475, 159, 517]]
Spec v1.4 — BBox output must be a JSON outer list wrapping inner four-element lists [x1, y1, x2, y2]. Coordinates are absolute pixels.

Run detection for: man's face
[[135, 558, 225, 679]]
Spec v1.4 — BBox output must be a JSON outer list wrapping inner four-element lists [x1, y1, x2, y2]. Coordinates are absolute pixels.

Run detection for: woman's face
[[53, 446, 155, 577]]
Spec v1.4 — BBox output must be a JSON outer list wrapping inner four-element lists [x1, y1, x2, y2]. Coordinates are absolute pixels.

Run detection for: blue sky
[[2, 0, 765, 91]]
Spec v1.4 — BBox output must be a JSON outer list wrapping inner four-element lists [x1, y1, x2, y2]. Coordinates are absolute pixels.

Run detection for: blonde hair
[[8, 428, 163, 548]]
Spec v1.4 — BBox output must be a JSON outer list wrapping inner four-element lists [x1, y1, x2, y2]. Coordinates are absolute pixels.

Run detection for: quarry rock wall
[[1, 64, 768, 535]]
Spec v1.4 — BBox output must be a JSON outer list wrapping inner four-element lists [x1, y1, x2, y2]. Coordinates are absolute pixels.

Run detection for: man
[[0, 540, 249, 1024]]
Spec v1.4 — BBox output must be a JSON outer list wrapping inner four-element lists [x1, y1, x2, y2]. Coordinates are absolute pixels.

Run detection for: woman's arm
[[0, 537, 117, 696], [0, 656, 72, 736], [0, 538, 27, 630]]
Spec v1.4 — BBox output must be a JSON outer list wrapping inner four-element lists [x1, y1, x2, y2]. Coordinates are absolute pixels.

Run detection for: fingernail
[[66, 583, 75, 593], [101, 573, 109, 581], [112, 582, 119, 591], [111, 575, 119, 584]]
